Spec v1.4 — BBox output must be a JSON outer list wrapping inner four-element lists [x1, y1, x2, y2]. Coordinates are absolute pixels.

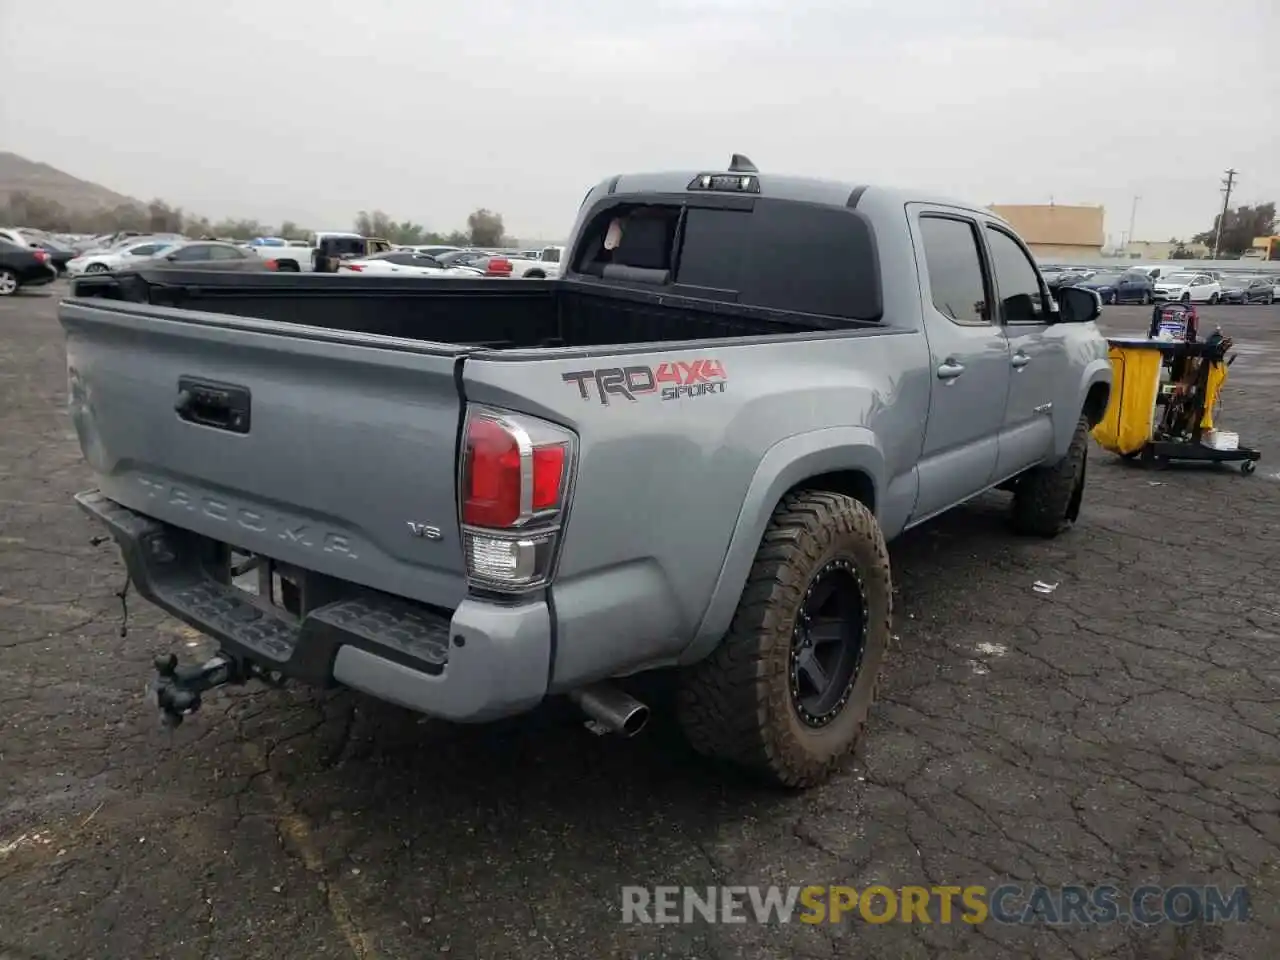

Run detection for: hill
[[0, 151, 141, 214]]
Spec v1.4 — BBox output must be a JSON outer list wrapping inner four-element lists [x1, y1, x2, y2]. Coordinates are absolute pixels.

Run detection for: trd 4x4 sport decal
[[561, 360, 727, 406]]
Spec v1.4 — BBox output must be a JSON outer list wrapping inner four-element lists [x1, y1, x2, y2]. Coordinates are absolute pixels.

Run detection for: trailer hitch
[[152, 652, 285, 727]]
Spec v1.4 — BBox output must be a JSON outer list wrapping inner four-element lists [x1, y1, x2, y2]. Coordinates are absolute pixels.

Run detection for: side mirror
[[1056, 285, 1102, 324]]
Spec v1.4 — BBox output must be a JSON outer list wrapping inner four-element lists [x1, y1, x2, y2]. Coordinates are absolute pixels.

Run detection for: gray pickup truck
[[62, 157, 1112, 788]]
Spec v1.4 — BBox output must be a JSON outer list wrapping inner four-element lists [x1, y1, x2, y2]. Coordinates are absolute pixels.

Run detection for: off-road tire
[[676, 491, 892, 789], [1011, 415, 1089, 537]]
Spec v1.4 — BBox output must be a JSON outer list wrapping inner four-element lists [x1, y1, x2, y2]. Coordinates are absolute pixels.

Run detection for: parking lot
[[1, 283, 1278, 959]]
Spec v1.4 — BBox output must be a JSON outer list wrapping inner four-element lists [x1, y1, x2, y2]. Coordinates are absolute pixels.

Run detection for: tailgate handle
[[175, 377, 251, 434]]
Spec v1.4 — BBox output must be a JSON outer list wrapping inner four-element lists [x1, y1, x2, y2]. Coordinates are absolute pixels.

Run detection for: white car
[[499, 245, 565, 279], [1152, 271, 1222, 304], [65, 239, 179, 276], [336, 251, 484, 277]]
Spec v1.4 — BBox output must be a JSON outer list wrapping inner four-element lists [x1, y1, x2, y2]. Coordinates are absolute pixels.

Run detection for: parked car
[[435, 250, 491, 268], [400, 245, 465, 258], [124, 240, 275, 272], [0, 239, 57, 296], [65, 239, 182, 276], [31, 238, 77, 275], [1153, 271, 1222, 303], [1218, 275, 1276, 304], [244, 232, 396, 272], [1132, 264, 1191, 284], [1066, 270, 1155, 305], [0, 227, 35, 248], [336, 251, 484, 277], [61, 158, 1111, 788]]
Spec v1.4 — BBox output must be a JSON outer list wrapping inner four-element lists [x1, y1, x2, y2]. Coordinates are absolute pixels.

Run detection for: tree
[[278, 220, 307, 241], [146, 199, 183, 234], [1192, 202, 1277, 258], [467, 208, 504, 247]]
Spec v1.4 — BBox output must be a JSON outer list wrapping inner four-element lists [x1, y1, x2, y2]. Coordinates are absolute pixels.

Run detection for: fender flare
[[1065, 358, 1113, 453], [679, 426, 886, 664]]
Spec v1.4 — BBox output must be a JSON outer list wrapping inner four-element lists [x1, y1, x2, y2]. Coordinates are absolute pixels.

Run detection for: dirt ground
[[1, 282, 1278, 960]]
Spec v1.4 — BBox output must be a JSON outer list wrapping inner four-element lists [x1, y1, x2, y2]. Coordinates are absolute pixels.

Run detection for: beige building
[[988, 203, 1105, 260]]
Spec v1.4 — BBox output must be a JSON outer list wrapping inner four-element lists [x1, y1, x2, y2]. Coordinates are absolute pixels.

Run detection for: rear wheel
[[1181, 293, 1191, 302], [275, 260, 299, 272], [85, 263, 108, 274], [1142, 292, 1152, 305], [677, 491, 892, 788], [1209, 293, 1220, 305], [0, 269, 19, 297]]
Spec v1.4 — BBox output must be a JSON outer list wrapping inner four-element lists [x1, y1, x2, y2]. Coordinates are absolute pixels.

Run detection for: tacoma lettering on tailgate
[[135, 476, 359, 559], [561, 360, 727, 406]]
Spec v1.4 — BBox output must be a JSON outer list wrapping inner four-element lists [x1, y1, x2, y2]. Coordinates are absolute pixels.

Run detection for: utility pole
[[1212, 169, 1237, 260], [1127, 196, 1140, 254]]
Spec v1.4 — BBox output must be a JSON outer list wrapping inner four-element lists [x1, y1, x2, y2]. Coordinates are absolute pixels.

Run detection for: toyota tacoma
[[61, 156, 1111, 787]]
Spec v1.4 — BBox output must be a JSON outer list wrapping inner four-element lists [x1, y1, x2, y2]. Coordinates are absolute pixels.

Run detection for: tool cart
[[1091, 302, 1261, 474]]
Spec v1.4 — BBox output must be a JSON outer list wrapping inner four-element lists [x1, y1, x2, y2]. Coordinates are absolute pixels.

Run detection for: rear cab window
[[568, 195, 882, 322]]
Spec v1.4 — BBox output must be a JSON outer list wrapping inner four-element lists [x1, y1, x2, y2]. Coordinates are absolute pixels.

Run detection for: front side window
[[985, 226, 1047, 323], [919, 216, 989, 326]]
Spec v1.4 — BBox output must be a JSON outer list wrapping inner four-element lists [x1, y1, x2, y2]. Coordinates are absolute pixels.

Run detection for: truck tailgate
[[62, 301, 470, 610]]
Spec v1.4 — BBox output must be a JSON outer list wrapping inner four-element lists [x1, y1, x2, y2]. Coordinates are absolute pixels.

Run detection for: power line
[[1211, 168, 1237, 259]]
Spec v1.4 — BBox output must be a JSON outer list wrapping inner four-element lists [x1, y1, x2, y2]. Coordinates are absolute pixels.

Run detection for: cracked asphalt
[[1, 282, 1278, 960]]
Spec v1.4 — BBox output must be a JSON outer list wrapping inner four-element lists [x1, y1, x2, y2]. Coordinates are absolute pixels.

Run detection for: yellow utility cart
[[1092, 334, 1259, 474]]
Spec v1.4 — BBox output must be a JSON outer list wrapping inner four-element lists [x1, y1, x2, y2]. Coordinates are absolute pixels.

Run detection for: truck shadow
[[239, 492, 1024, 905]]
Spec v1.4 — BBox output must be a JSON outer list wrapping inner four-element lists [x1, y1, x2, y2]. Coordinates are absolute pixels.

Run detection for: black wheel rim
[[789, 558, 868, 728]]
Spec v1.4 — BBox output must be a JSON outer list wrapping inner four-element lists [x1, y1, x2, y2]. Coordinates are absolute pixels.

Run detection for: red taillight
[[34, 249, 48, 263], [531, 445, 566, 511], [462, 416, 567, 528], [463, 418, 522, 527], [343, 263, 364, 272], [485, 257, 512, 277], [264, 258, 279, 270]]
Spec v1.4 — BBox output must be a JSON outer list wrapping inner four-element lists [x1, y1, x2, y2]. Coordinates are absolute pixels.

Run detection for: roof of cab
[[601, 169, 994, 221]]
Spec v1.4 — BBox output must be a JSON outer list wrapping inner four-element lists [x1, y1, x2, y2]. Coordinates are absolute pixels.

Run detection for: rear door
[[909, 208, 1012, 521], [62, 302, 470, 608]]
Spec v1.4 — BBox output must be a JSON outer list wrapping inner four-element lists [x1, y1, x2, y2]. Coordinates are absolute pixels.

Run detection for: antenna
[[728, 154, 758, 173]]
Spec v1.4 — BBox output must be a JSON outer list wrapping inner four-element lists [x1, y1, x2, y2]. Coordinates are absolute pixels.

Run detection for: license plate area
[[230, 550, 302, 618]]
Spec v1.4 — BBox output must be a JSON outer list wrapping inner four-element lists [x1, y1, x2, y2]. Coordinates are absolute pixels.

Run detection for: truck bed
[[70, 269, 847, 352]]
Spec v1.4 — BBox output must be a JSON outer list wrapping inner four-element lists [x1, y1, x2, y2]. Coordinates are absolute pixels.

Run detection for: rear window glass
[[571, 198, 882, 321], [677, 200, 880, 320]]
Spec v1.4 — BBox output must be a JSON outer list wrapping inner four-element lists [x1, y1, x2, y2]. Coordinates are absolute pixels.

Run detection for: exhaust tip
[[570, 683, 650, 737], [620, 705, 650, 737]]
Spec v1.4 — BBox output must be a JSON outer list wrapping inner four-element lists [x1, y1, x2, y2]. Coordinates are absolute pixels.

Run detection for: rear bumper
[[77, 490, 552, 722]]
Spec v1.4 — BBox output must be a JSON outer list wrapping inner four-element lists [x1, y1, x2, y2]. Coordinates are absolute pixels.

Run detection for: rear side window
[[919, 216, 989, 325]]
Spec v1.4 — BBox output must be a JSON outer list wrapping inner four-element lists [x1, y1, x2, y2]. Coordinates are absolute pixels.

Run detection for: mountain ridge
[[0, 151, 142, 213]]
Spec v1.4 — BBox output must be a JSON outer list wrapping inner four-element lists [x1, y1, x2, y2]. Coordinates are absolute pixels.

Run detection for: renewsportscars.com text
[[621, 884, 1250, 926]]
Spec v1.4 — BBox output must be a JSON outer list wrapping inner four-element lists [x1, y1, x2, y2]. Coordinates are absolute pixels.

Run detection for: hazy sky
[[2, 0, 1277, 242]]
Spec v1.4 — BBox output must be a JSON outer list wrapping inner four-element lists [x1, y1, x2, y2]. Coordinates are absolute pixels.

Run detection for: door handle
[[1011, 352, 1031, 369], [936, 360, 965, 381]]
